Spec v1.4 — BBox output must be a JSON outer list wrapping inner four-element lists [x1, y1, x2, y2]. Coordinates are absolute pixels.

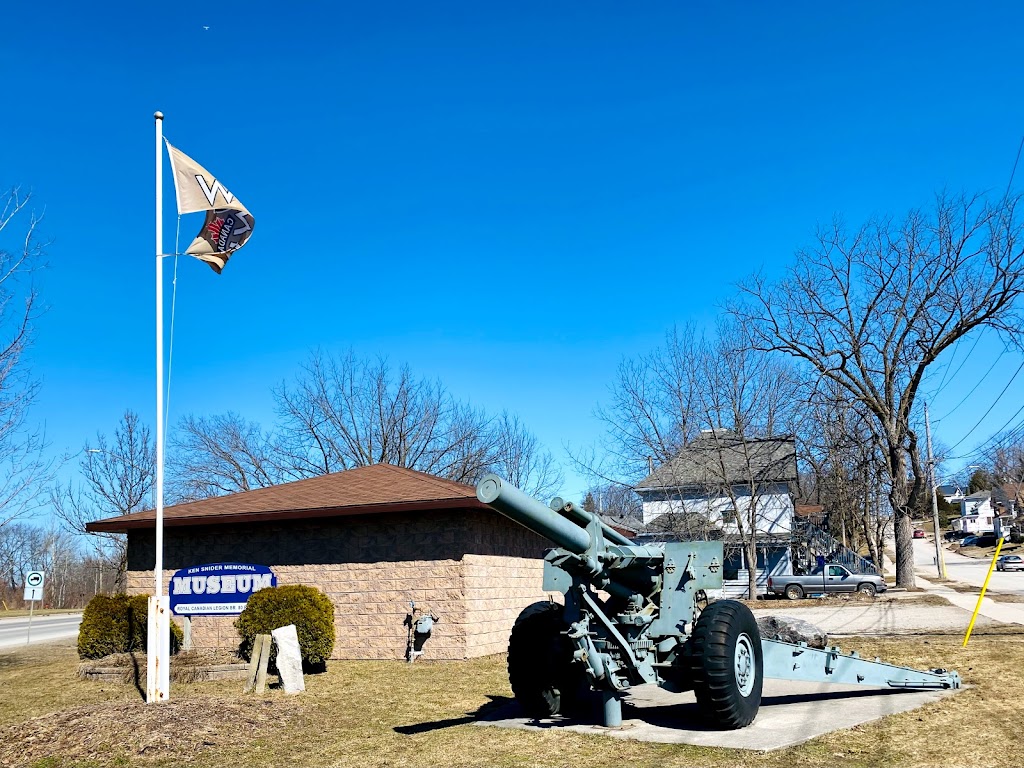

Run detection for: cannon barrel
[[550, 497, 634, 547], [476, 474, 591, 554]]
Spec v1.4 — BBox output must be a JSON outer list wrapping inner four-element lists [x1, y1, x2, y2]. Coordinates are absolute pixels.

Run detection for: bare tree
[[0, 188, 53, 528], [0, 521, 117, 607], [159, 350, 563, 496], [582, 481, 643, 520], [592, 324, 705, 481], [488, 411, 563, 499], [167, 412, 283, 500], [51, 410, 154, 586], [272, 351, 496, 482], [799, 380, 891, 568], [595, 323, 801, 598], [730, 192, 1024, 588], [694, 323, 801, 599]]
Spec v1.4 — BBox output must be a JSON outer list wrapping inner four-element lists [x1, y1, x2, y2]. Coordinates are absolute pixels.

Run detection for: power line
[[943, 359, 1024, 455], [1004, 133, 1024, 202], [944, 134, 1024, 461], [947, 400, 1024, 462], [927, 333, 985, 404], [933, 348, 1007, 422]]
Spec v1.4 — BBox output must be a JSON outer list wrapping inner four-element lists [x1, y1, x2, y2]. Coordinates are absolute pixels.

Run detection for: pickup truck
[[767, 564, 887, 599]]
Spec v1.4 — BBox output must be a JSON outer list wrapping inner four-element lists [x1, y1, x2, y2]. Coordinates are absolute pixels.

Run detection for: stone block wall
[[462, 554, 552, 657], [125, 508, 551, 660]]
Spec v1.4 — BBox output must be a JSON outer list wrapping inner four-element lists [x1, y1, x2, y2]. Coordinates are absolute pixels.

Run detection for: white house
[[937, 483, 966, 507], [953, 491, 995, 534], [633, 431, 797, 595]]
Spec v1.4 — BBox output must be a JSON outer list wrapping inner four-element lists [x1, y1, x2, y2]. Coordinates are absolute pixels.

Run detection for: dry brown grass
[[741, 593, 950, 610], [948, 541, 1022, 560], [940, 580, 1024, 602], [2, 632, 1023, 768]]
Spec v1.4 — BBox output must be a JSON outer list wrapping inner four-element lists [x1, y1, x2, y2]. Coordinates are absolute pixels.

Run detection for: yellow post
[[962, 538, 1005, 647]]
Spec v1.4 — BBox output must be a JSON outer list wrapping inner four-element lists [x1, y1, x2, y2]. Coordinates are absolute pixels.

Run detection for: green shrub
[[77, 594, 183, 660], [234, 585, 335, 670]]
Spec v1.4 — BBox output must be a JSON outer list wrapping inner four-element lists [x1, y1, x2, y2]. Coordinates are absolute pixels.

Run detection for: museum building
[[86, 464, 553, 660]]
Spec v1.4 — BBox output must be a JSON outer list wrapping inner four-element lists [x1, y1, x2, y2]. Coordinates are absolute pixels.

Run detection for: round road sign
[[26, 571, 44, 588]]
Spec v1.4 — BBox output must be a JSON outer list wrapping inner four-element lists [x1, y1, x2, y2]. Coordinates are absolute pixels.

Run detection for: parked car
[[767, 564, 887, 600], [913, 529, 926, 539], [996, 555, 1024, 572], [960, 535, 980, 547]]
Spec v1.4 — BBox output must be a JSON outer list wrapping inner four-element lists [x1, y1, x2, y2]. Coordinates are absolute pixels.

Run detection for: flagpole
[[155, 111, 164, 606], [148, 111, 170, 703]]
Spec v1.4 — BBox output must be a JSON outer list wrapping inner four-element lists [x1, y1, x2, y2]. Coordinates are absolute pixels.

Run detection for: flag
[[165, 141, 255, 273]]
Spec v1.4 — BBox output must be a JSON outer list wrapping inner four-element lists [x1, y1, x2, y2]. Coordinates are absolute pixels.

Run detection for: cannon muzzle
[[476, 474, 591, 554]]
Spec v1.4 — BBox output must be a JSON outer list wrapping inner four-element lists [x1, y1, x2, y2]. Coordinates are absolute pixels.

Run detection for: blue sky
[[3, 1, 1024, 503]]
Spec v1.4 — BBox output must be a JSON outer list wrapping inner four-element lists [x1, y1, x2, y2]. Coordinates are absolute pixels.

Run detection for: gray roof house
[[635, 431, 798, 495], [633, 431, 800, 596]]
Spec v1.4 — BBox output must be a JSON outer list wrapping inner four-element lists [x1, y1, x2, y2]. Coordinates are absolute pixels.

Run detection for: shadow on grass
[[393, 695, 514, 735]]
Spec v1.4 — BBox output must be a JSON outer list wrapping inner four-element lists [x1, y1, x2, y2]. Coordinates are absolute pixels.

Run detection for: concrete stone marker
[[271, 624, 305, 694]]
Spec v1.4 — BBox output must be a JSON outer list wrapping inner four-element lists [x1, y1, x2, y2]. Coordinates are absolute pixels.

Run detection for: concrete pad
[[475, 679, 961, 750]]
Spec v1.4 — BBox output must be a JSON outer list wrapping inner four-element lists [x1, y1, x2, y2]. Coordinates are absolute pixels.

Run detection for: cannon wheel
[[507, 602, 587, 718], [689, 600, 763, 729]]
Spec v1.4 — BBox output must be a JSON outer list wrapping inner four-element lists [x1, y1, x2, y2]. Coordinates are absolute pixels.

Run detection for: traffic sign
[[24, 585, 43, 602], [26, 571, 44, 589]]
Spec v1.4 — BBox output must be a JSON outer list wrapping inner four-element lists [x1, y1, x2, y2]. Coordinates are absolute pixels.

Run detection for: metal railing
[[793, 519, 881, 576]]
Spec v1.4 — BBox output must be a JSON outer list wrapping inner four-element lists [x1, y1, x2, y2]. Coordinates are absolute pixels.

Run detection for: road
[[0, 613, 82, 650], [912, 537, 1024, 596]]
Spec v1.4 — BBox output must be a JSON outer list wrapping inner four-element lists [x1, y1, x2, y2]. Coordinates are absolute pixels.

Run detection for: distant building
[[633, 431, 799, 596], [953, 490, 994, 535], [937, 483, 966, 507]]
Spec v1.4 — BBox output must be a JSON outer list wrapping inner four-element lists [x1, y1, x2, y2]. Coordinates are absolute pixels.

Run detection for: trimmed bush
[[234, 585, 335, 669], [77, 594, 183, 660]]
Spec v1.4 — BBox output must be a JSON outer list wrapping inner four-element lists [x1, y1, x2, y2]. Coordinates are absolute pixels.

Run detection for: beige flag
[[165, 141, 255, 273]]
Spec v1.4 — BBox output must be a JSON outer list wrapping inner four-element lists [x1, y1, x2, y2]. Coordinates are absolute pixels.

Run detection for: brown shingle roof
[[86, 464, 485, 533]]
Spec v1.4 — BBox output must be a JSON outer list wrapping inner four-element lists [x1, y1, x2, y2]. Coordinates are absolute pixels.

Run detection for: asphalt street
[[913, 536, 1024, 596], [0, 613, 82, 650]]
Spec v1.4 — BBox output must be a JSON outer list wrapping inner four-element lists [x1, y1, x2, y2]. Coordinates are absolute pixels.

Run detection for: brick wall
[[125, 508, 552, 660]]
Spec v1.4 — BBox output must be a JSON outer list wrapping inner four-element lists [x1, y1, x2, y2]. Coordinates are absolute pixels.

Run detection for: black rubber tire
[[785, 584, 804, 600], [689, 600, 763, 729], [507, 602, 587, 718], [857, 582, 877, 596]]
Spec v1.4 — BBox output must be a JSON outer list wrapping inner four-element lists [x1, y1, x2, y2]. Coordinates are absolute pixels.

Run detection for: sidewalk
[[894, 541, 1024, 627], [911, 572, 1024, 627]]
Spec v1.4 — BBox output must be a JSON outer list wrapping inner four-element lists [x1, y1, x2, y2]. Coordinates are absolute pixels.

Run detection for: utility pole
[[924, 402, 947, 579]]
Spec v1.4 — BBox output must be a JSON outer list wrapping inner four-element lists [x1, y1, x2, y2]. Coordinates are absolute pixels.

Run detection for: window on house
[[724, 548, 743, 580], [721, 508, 737, 525]]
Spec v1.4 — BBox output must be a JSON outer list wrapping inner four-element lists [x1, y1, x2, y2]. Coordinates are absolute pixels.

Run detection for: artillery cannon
[[476, 474, 960, 729]]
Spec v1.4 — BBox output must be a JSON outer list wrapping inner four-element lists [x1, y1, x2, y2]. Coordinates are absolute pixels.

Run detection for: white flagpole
[[148, 111, 170, 703]]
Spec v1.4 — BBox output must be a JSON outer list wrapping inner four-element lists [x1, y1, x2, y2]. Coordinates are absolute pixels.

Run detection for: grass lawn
[[2, 630, 1023, 768]]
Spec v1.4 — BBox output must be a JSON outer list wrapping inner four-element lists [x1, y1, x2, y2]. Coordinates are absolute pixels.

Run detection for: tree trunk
[[746, 540, 758, 600], [894, 513, 916, 587]]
